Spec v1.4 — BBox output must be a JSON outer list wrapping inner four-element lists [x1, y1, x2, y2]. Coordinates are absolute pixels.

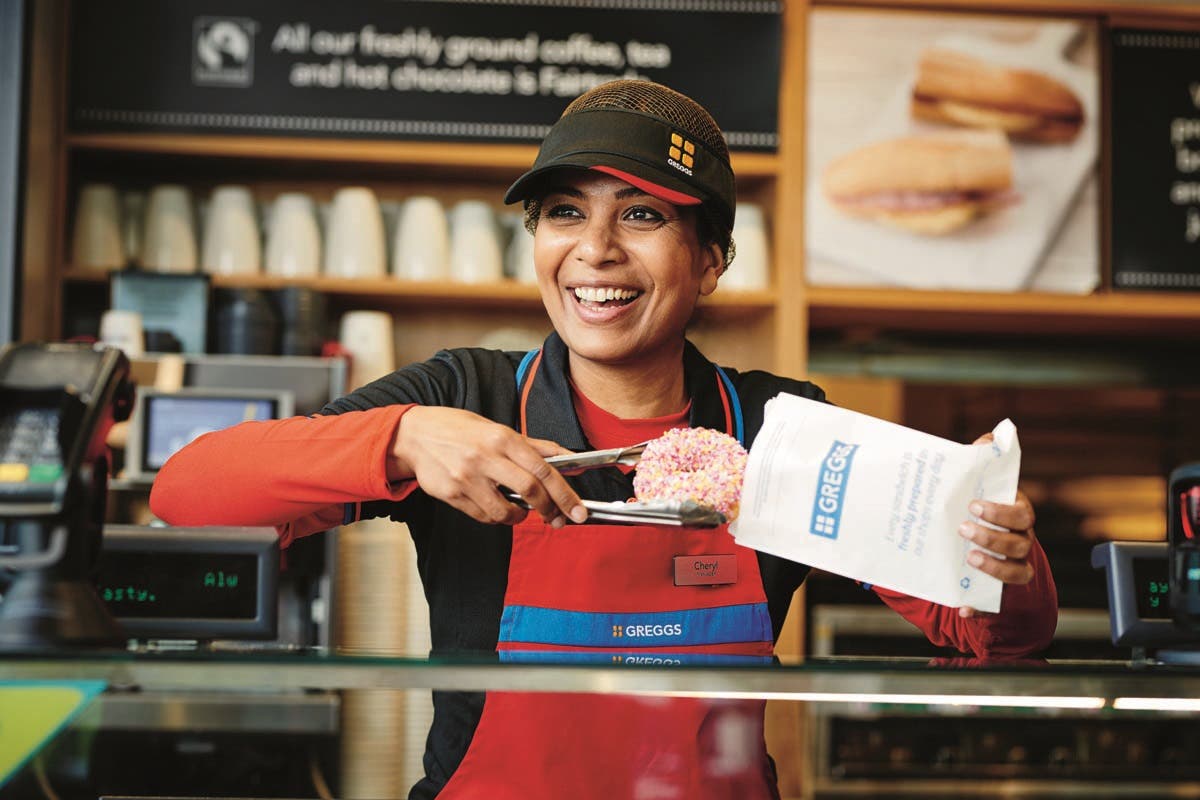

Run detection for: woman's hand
[[957, 432, 1038, 618], [389, 406, 588, 528]]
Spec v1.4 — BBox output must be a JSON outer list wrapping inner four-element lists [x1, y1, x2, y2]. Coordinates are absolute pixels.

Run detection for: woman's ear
[[698, 242, 724, 297]]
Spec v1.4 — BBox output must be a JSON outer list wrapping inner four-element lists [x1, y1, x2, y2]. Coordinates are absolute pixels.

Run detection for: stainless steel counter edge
[[3, 658, 1199, 710]]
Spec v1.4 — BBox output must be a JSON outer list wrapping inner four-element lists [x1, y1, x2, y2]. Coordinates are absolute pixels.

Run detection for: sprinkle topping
[[633, 427, 748, 519]]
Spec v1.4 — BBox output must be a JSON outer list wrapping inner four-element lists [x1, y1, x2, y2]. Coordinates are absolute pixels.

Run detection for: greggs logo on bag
[[810, 440, 859, 540]]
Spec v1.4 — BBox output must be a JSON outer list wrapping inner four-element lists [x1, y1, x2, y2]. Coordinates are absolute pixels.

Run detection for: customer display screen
[[143, 395, 278, 470], [1133, 557, 1172, 620], [95, 552, 259, 620]]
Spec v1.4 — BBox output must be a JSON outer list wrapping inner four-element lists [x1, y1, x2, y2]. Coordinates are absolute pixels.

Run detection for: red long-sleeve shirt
[[152, 393, 1057, 659]]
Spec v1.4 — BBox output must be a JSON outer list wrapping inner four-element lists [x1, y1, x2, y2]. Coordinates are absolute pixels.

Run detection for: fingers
[[971, 432, 995, 446], [490, 450, 586, 527], [957, 522, 1031, 559], [965, 548, 1035, 585], [969, 495, 1036, 534], [960, 492, 1038, 586], [394, 405, 587, 528]]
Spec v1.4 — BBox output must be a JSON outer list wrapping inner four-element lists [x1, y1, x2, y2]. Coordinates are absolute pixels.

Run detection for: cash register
[[1092, 462, 1200, 664]]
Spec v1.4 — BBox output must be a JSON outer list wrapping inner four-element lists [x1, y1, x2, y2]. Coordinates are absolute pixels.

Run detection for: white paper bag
[[731, 393, 1020, 613]]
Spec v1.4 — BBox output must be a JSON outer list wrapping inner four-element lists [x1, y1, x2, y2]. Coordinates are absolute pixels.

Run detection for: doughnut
[[633, 427, 748, 518]]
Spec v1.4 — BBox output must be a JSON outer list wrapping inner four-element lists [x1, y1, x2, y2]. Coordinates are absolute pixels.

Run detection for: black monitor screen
[[144, 395, 278, 470], [95, 551, 259, 620], [1133, 557, 1172, 620]]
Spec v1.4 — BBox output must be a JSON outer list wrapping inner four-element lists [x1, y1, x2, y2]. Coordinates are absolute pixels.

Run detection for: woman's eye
[[624, 205, 665, 223], [544, 203, 582, 220]]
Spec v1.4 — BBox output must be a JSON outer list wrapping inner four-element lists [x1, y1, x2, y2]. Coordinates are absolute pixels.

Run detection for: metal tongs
[[543, 440, 651, 473], [505, 493, 726, 528], [505, 440, 728, 528]]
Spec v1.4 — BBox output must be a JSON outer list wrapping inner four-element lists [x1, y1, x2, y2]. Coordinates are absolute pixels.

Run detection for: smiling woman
[[149, 79, 1058, 800]]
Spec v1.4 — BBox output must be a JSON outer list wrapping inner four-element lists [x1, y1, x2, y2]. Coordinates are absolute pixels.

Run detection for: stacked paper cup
[[336, 518, 411, 799]]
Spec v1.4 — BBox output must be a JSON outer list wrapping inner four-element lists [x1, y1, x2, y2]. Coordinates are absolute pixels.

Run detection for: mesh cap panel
[[562, 81, 730, 165]]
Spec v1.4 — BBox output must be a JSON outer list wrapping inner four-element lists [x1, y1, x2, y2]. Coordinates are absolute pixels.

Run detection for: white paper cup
[[504, 221, 537, 285], [121, 191, 145, 267], [99, 309, 145, 357], [393, 196, 450, 282], [724, 203, 770, 291], [339, 310, 396, 387], [449, 201, 503, 284], [71, 184, 124, 271], [325, 188, 386, 279], [202, 185, 262, 276], [141, 185, 198, 273], [265, 192, 321, 278]]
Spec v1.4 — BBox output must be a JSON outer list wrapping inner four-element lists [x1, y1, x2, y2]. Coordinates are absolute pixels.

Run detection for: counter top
[[3, 652, 1200, 713]]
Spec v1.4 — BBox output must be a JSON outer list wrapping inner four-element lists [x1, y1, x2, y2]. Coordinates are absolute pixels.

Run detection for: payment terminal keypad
[[0, 408, 63, 491]]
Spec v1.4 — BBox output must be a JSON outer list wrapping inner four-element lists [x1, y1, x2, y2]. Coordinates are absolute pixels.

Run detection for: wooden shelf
[[64, 132, 781, 178], [806, 285, 1200, 337], [815, 0, 1200, 17], [64, 270, 776, 314]]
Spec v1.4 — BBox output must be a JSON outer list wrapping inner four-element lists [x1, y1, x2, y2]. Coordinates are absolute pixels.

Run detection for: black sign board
[[69, 0, 781, 150], [1110, 29, 1200, 291]]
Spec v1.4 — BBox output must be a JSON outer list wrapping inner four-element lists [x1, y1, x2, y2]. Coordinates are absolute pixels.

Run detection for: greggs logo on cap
[[668, 132, 696, 176]]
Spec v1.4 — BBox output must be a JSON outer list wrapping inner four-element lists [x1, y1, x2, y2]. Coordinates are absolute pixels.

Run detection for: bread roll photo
[[911, 48, 1084, 142], [820, 129, 1016, 236]]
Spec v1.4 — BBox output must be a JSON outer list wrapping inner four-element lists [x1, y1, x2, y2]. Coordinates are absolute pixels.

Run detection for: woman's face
[[532, 170, 723, 370]]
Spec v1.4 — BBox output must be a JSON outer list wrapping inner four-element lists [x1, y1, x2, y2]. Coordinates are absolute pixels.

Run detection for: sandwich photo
[[911, 47, 1084, 142], [821, 129, 1017, 236]]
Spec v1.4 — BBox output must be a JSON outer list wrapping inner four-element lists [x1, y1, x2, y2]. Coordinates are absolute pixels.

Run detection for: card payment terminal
[[0, 342, 133, 648]]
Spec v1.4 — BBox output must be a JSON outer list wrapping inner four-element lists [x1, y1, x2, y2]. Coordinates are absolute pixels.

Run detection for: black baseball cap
[[504, 81, 736, 234]]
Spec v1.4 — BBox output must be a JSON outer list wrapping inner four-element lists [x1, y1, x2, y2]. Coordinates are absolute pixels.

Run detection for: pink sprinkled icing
[[633, 427, 748, 518]]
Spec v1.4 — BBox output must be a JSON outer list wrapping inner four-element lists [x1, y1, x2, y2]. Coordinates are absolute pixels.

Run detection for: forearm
[[874, 536, 1058, 658], [149, 405, 418, 528]]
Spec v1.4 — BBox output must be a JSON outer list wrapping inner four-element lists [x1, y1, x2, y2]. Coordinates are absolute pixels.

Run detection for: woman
[[151, 80, 1056, 799]]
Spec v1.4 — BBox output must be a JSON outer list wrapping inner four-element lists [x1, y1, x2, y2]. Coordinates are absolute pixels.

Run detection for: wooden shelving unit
[[807, 286, 1200, 336], [17, 2, 1200, 798], [817, 0, 1200, 16], [62, 270, 777, 315], [64, 132, 783, 178]]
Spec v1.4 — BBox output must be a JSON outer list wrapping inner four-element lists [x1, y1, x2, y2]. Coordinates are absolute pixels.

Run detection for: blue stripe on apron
[[499, 603, 772, 649], [498, 651, 774, 666]]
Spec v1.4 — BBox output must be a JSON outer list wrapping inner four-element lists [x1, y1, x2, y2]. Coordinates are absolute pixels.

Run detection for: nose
[[573, 215, 624, 268]]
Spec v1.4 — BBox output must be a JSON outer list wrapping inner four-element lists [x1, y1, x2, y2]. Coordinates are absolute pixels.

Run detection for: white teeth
[[573, 287, 640, 303]]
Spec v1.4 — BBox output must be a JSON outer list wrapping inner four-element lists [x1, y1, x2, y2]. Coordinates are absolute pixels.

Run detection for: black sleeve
[[727, 369, 828, 641]]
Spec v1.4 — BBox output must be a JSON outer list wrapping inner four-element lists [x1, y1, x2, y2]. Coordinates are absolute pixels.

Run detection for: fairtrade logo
[[193, 17, 257, 87], [960, 577, 971, 590]]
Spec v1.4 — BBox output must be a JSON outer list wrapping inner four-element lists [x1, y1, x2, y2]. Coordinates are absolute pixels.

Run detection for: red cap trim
[[589, 165, 703, 206]]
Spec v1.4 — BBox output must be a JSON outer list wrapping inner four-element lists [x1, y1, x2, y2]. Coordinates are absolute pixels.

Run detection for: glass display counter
[[3, 650, 1200, 706], [3, 651, 1200, 799]]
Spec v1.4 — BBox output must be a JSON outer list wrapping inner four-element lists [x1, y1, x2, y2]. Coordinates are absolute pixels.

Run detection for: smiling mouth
[[572, 286, 643, 309]]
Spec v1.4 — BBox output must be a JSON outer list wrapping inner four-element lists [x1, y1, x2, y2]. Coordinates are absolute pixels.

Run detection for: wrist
[[386, 405, 422, 483]]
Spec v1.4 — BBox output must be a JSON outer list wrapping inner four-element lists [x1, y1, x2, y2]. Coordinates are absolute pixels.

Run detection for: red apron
[[438, 355, 779, 800]]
